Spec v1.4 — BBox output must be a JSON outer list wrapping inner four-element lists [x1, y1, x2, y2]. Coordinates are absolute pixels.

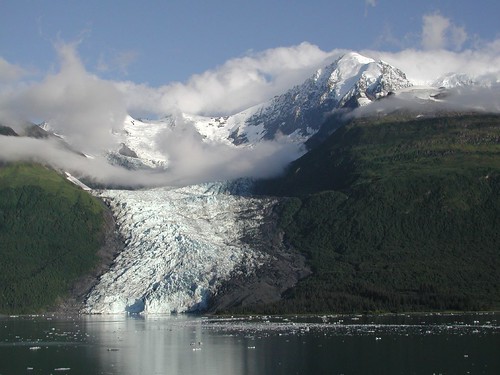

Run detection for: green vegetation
[[0, 163, 105, 314], [253, 113, 500, 314]]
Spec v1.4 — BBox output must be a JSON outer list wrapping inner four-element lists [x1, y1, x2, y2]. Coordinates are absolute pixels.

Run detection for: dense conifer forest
[[0, 163, 105, 313], [250, 113, 500, 313]]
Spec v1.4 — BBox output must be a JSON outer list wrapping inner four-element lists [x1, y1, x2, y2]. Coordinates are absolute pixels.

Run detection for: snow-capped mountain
[[80, 53, 416, 314], [113, 52, 412, 170], [20, 51, 498, 315], [108, 116, 173, 170], [189, 52, 412, 145], [229, 52, 412, 143]]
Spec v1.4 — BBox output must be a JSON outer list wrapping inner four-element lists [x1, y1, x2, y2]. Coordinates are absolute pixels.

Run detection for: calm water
[[0, 313, 498, 375]]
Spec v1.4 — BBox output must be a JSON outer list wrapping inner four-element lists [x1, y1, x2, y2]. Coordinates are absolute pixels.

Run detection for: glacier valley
[[41, 51, 498, 314]]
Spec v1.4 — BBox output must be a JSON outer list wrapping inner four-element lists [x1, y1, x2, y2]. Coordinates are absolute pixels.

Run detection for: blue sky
[[2, 0, 499, 86]]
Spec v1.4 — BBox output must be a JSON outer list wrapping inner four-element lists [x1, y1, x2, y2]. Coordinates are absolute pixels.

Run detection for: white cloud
[[421, 13, 468, 51], [364, 0, 377, 17], [364, 47, 500, 85], [153, 117, 304, 185], [363, 13, 500, 87], [422, 13, 450, 50], [117, 42, 344, 117], [0, 120, 304, 187], [0, 42, 127, 153], [0, 135, 175, 187], [450, 25, 467, 50], [97, 49, 138, 76]]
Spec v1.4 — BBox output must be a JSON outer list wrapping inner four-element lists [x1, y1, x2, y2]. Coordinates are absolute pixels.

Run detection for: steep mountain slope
[[0, 163, 107, 314], [0, 124, 18, 136], [253, 112, 500, 313]]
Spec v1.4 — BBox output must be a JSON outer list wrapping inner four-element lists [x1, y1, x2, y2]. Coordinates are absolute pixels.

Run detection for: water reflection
[[83, 315, 258, 375], [0, 313, 499, 375]]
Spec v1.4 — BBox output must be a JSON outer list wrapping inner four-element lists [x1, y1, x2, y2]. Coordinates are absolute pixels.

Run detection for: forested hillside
[[0, 163, 105, 314], [253, 113, 500, 314]]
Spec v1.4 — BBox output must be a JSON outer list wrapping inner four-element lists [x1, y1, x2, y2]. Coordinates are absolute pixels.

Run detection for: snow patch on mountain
[[84, 182, 274, 314], [120, 116, 171, 167]]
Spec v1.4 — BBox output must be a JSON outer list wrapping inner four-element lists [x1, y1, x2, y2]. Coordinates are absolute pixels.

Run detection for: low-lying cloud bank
[[1, 11, 499, 187], [153, 119, 304, 186], [0, 131, 303, 188], [0, 136, 160, 187], [351, 85, 500, 119]]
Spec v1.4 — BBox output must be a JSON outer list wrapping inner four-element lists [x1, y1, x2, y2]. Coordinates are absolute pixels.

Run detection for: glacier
[[83, 181, 276, 314]]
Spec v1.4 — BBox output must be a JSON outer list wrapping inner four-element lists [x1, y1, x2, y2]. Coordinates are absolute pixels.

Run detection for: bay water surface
[[0, 313, 498, 374]]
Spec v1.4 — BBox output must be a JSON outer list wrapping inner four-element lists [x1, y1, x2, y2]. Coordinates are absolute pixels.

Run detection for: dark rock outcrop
[[207, 200, 310, 313]]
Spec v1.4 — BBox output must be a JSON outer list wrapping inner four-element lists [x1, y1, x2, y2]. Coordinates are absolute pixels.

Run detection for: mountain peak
[[313, 52, 374, 82], [345, 51, 375, 61], [232, 52, 412, 142]]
